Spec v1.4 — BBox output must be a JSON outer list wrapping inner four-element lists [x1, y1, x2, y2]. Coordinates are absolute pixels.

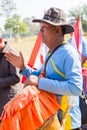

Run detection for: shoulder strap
[[44, 44, 64, 73]]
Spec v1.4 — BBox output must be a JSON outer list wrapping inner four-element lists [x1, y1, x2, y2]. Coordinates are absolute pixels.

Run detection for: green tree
[[68, 4, 87, 32], [5, 14, 27, 40], [19, 21, 28, 38]]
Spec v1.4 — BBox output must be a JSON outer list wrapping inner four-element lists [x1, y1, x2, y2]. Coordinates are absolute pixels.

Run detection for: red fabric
[[22, 32, 42, 83], [0, 38, 2, 43], [27, 32, 42, 68], [82, 68, 87, 94], [71, 16, 82, 54], [74, 16, 81, 50]]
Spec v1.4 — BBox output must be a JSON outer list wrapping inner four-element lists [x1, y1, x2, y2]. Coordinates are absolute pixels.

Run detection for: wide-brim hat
[[32, 7, 74, 34]]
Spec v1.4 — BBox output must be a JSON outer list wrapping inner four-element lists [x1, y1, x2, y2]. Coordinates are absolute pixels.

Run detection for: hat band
[[43, 14, 66, 23]]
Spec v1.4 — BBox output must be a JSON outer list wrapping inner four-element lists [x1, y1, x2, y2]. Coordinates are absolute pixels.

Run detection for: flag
[[22, 32, 48, 83], [71, 16, 82, 54], [71, 17, 87, 95]]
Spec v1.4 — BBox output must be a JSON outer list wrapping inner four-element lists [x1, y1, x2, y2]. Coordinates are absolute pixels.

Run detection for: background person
[[67, 21, 87, 126], [0, 38, 20, 116]]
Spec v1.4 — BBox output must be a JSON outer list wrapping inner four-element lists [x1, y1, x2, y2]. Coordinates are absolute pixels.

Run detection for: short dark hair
[[61, 26, 66, 35]]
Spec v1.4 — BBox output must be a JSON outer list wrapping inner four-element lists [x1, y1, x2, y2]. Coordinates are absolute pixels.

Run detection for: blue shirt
[[68, 37, 87, 95]]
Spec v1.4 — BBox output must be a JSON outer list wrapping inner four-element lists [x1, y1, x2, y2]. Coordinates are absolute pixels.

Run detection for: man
[[0, 38, 20, 116], [5, 7, 82, 130]]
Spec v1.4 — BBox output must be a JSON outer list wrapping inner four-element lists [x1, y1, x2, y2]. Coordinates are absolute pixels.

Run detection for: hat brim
[[32, 18, 74, 34]]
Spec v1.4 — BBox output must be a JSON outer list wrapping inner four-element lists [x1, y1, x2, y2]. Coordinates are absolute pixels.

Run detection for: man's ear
[[56, 27, 60, 34]]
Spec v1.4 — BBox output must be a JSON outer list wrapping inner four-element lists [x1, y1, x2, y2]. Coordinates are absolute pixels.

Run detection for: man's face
[[40, 22, 57, 46]]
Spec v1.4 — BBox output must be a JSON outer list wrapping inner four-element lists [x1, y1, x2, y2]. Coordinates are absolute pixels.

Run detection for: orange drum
[[0, 85, 60, 130]]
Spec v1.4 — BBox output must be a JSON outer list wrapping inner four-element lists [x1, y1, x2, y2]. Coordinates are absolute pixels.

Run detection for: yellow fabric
[[62, 40, 66, 44], [83, 61, 87, 68], [64, 114, 72, 130], [61, 96, 68, 113], [61, 96, 72, 130]]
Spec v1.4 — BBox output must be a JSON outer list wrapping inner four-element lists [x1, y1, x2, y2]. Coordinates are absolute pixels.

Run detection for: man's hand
[[5, 51, 25, 70], [24, 75, 39, 87]]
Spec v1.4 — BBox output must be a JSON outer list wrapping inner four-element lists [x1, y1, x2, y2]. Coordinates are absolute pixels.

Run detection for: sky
[[0, 0, 87, 29], [14, 0, 87, 19]]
